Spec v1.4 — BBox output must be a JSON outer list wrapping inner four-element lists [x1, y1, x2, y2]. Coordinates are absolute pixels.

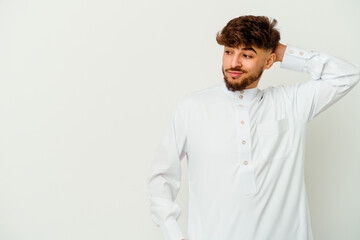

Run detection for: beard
[[222, 65, 265, 92]]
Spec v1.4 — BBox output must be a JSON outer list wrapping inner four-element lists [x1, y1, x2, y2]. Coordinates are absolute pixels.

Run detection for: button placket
[[233, 95, 257, 195], [235, 104, 253, 166]]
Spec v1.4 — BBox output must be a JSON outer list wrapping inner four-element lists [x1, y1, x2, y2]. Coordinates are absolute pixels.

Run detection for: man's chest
[[186, 99, 297, 163]]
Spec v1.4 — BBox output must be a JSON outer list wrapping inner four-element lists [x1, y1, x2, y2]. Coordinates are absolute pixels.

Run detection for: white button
[[299, 51, 304, 56], [243, 161, 248, 165], [289, 49, 294, 54], [240, 90, 244, 94], [242, 140, 246, 145], [239, 95, 243, 99], [239, 104, 243, 108], [241, 120, 245, 125]]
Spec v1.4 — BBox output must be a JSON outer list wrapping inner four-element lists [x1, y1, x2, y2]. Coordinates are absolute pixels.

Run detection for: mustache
[[225, 67, 247, 73]]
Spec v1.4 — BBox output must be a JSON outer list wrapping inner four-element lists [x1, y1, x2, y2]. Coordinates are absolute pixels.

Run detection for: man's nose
[[230, 55, 242, 69]]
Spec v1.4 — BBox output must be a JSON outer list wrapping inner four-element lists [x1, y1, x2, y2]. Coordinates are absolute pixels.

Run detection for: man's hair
[[216, 15, 280, 52]]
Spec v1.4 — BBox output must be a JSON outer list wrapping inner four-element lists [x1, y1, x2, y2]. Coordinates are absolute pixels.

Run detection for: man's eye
[[225, 51, 231, 54], [244, 54, 252, 58]]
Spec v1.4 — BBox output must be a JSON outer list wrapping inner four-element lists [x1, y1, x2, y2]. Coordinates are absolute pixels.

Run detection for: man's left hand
[[274, 42, 287, 62]]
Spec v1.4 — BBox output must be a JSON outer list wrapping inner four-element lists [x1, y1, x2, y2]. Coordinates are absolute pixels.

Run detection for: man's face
[[222, 45, 273, 91]]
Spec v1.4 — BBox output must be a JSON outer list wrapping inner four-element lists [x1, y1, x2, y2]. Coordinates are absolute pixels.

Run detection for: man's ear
[[264, 52, 276, 70]]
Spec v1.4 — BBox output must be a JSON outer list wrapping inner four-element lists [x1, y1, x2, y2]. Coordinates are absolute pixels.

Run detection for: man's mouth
[[228, 71, 243, 77]]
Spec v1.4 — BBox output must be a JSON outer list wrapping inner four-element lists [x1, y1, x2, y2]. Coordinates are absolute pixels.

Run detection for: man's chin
[[224, 78, 248, 92]]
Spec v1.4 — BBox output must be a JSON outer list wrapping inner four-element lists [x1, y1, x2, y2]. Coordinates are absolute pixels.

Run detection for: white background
[[0, 0, 359, 239]]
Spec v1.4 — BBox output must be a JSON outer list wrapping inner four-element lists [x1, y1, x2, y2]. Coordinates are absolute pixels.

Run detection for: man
[[147, 15, 360, 240]]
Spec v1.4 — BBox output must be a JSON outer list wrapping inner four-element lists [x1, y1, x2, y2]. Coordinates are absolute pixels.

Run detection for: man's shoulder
[[261, 84, 295, 100], [172, 83, 222, 116]]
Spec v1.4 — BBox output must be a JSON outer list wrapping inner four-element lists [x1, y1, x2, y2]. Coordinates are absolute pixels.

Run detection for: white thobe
[[147, 45, 360, 240]]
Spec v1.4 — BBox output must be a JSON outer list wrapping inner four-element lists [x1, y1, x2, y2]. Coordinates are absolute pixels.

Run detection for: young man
[[147, 15, 360, 240]]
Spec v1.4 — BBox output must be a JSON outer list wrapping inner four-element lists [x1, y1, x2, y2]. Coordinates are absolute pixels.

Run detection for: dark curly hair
[[216, 15, 280, 52]]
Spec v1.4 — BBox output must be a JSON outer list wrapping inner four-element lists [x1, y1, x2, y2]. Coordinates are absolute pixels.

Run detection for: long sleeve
[[280, 44, 360, 121], [147, 100, 188, 240]]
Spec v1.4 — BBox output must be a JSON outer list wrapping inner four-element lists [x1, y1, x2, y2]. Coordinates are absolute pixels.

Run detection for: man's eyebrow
[[241, 47, 257, 54]]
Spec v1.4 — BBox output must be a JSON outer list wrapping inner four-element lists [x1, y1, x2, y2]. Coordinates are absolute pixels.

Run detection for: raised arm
[[275, 43, 360, 121]]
